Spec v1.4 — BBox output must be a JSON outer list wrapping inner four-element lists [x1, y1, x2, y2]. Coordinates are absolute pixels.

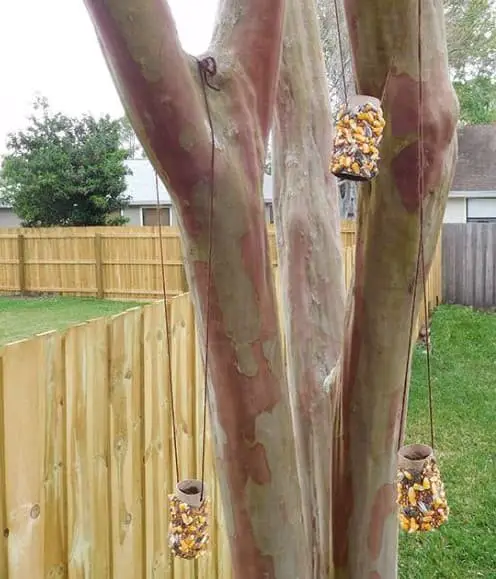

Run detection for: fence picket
[[1, 332, 66, 578], [108, 308, 145, 579], [142, 302, 174, 579], [65, 319, 112, 578]]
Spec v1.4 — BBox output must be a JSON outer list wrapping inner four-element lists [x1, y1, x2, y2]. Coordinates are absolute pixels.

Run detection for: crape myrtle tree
[[83, 0, 458, 577]]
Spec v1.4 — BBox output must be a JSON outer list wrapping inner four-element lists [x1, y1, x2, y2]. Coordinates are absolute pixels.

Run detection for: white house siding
[[0, 208, 21, 227], [444, 197, 467, 223], [122, 206, 143, 226]]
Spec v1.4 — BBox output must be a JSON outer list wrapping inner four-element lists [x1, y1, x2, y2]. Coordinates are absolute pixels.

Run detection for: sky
[[0, 0, 218, 152]]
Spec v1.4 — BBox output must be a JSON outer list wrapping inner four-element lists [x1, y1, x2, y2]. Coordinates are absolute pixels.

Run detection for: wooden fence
[[443, 223, 496, 308], [0, 224, 357, 299], [0, 297, 232, 579]]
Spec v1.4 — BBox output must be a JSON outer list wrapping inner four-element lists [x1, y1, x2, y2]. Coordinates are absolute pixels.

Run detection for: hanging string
[[332, 0, 394, 107], [380, 65, 394, 105], [196, 57, 219, 501], [417, 0, 435, 450], [155, 171, 180, 482], [397, 0, 435, 451], [154, 57, 218, 493], [397, 230, 422, 450], [420, 212, 435, 449], [333, 0, 349, 106]]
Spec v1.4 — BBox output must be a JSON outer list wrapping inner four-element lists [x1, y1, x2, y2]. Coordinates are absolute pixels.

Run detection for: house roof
[[125, 159, 274, 205], [451, 124, 496, 192]]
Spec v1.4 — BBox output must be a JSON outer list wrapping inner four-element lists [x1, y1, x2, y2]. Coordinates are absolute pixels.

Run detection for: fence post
[[17, 233, 26, 294], [0, 357, 7, 577], [94, 234, 104, 299]]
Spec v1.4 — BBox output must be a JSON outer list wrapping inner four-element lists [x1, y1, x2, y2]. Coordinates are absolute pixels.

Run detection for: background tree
[[83, 0, 457, 577], [0, 97, 130, 227], [119, 115, 145, 159], [446, 0, 496, 79], [453, 75, 496, 123], [320, 0, 496, 114]]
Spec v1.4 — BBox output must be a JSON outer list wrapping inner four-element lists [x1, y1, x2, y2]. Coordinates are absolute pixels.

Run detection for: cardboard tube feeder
[[330, 95, 385, 181], [397, 444, 449, 533], [168, 479, 209, 559]]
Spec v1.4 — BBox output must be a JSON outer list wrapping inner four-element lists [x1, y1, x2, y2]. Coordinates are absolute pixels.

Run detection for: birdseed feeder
[[168, 479, 210, 559], [330, 95, 386, 181], [396, 444, 449, 533]]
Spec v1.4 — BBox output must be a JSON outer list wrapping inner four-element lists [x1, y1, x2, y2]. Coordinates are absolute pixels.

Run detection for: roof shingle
[[451, 124, 496, 191]]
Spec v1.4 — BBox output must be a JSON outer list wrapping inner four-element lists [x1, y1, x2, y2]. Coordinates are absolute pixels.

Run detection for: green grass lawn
[[400, 305, 496, 579], [0, 296, 144, 346]]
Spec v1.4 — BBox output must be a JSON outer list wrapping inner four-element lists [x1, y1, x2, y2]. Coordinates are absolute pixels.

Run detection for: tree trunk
[[83, 0, 311, 577], [331, 1, 458, 578], [273, 0, 346, 576], [83, 0, 458, 578]]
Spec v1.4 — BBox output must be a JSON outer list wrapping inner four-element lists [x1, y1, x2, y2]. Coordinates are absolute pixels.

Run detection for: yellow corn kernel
[[408, 487, 417, 505]]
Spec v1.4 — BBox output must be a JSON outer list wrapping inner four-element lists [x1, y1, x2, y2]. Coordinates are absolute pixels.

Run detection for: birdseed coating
[[397, 457, 449, 533], [168, 494, 210, 559], [331, 101, 385, 181]]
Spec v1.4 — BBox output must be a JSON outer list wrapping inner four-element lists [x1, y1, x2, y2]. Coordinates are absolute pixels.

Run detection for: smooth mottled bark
[[331, 1, 458, 578], [273, 0, 345, 576], [83, 0, 458, 578]]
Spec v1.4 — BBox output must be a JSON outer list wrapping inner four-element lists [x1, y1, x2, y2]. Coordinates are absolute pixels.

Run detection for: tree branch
[[83, 0, 211, 196], [331, 0, 459, 576], [211, 0, 286, 138], [274, 0, 345, 575]]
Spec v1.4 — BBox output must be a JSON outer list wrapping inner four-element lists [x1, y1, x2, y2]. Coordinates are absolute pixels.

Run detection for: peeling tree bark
[[83, 0, 458, 578], [273, 0, 345, 576], [331, 1, 458, 578]]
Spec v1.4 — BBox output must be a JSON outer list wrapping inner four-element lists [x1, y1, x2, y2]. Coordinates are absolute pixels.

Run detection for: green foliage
[[0, 97, 131, 227], [445, 0, 496, 80], [453, 76, 496, 124], [446, 1, 496, 123], [399, 306, 496, 578]]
